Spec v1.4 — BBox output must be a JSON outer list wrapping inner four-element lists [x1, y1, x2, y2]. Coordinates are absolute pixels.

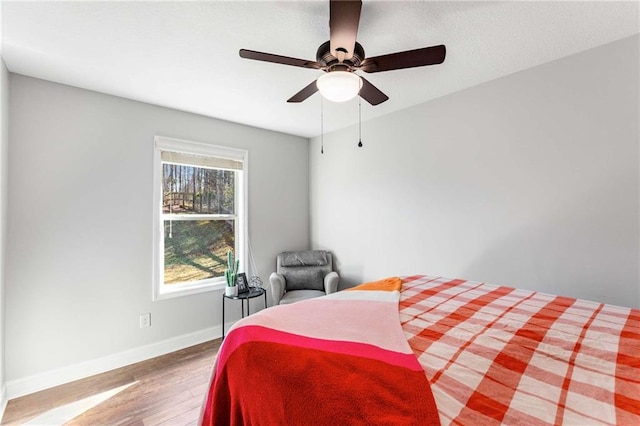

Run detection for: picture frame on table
[[236, 273, 250, 294]]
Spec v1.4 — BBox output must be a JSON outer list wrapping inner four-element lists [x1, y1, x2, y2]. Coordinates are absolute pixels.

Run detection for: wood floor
[[1, 339, 221, 426]]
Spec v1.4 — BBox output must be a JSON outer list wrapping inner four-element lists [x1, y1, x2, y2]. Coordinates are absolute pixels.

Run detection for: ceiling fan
[[239, 0, 446, 106]]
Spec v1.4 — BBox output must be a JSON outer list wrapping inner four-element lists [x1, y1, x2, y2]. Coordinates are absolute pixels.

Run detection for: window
[[153, 136, 247, 300]]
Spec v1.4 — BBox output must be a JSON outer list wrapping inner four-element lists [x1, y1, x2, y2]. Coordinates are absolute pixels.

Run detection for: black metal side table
[[222, 287, 267, 339]]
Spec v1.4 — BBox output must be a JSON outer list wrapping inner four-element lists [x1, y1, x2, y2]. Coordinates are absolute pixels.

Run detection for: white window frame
[[152, 136, 248, 301]]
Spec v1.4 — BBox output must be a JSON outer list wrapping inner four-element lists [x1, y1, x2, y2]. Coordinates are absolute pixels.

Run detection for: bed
[[201, 275, 640, 425]]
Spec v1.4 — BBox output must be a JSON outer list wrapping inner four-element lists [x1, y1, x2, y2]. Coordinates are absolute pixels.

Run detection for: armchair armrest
[[324, 271, 339, 295], [269, 272, 286, 305]]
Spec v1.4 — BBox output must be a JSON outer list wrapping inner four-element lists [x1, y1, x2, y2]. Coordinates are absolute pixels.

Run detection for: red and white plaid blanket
[[400, 275, 640, 425]]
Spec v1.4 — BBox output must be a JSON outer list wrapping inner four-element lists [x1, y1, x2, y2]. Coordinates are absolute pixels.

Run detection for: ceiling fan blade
[[360, 45, 446, 73], [359, 77, 389, 106], [240, 49, 322, 70], [287, 80, 319, 103], [329, 0, 362, 61]]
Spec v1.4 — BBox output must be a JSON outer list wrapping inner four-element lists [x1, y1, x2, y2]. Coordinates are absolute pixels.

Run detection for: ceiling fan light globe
[[316, 71, 362, 102]]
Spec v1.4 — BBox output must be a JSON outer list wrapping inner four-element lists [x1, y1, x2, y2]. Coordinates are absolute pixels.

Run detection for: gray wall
[[0, 59, 8, 406], [310, 35, 640, 309], [6, 75, 309, 382]]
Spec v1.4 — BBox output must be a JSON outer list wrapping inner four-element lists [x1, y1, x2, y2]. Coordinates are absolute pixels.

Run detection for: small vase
[[225, 286, 238, 297]]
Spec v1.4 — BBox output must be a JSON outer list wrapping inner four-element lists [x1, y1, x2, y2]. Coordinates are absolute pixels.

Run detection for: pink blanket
[[201, 277, 440, 425]]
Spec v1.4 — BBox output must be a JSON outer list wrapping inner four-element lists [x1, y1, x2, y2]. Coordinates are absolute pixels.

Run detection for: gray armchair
[[269, 250, 339, 305]]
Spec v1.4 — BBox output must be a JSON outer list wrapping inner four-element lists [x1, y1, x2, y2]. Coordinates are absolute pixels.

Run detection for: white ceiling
[[2, 1, 638, 138]]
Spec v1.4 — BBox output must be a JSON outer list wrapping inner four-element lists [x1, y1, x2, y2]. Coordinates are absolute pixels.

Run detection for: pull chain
[[321, 96, 324, 154], [358, 96, 363, 148]]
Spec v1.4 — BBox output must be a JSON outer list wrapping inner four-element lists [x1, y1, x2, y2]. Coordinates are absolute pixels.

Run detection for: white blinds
[[155, 136, 246, 171], [160, 151, 242, 171]]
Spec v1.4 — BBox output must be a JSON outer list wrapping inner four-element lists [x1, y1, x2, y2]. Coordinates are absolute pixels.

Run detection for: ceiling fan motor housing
[[316, 40, 365, 70]]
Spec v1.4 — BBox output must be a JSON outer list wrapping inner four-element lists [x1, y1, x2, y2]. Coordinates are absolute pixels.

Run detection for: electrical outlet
[[139, 313, 151, 328]]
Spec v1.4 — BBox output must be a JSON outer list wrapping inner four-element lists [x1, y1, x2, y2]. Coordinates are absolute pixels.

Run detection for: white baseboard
[[0, 383, 7, 422], [6, 324, 229, 400]]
